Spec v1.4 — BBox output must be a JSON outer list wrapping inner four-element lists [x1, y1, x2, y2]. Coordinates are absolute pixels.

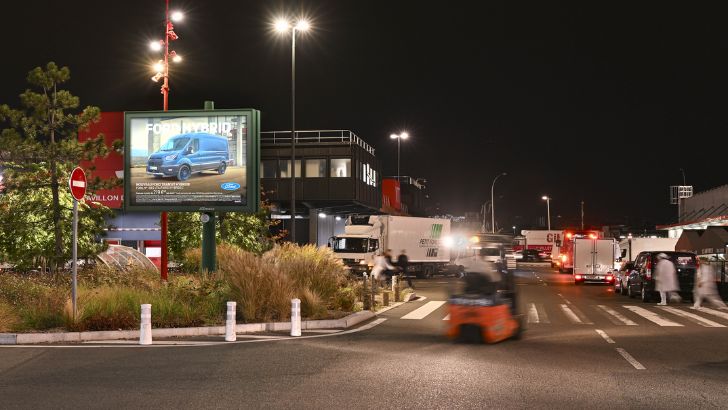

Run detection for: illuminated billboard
[[124, 109, 260, 212]]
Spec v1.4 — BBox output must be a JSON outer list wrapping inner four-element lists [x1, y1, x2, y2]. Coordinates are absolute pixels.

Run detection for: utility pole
[[581, 201, 584, 230]]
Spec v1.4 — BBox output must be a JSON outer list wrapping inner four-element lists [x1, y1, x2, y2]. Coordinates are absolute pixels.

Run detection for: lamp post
[[491, 172, 507, 233], [389, 132, 409, 182], [275, 18, 310, 244], [542, 195, 551, 230], [512, 225, 516, 235], [149, 0, 183, 280]]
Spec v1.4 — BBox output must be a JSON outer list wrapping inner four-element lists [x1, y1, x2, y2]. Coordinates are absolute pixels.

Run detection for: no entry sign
[[69, 167, 87, 201]]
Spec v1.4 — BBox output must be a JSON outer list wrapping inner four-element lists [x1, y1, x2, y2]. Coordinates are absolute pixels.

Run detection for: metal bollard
[[393, 275, 400, 302], [225, 301, 237, 342], [362, 273, 371, 310], [139, 304, 152, 345], [291, 298, 302, 337], [383, 291, 390, 306]]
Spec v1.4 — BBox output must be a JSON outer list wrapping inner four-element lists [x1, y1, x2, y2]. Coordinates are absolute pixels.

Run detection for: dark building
[[260, 130, 381, 244]]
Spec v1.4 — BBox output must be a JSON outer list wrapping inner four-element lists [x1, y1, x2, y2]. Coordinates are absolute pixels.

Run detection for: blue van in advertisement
[[146, 133, 230, 181]]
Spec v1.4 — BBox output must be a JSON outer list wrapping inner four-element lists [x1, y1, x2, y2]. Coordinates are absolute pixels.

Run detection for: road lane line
[[596, 305, 638, 326], [623, 305, 683, 327], [695, 307, 728, 322], [528, 303, 539, 323], [658, 306, 726, 328], [536, 304, 550, 323], [595, 329, 615, 344], [443, 314, 450, 321], [616, 348, 646, 370], [401, 301, 446, 320], [560, 304, 584, 324]]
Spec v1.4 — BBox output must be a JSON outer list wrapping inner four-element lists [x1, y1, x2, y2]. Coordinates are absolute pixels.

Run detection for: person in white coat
[[692, 260, 728, 310], [654, 253, 680, 305], [370, 251, 396, 288]]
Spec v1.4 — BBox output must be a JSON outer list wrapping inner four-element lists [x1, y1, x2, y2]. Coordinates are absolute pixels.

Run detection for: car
[[521, 249, 546, 262], [624, 251, 698, 302], [146, 132, 230, 181], [614, 261, 635, 295]]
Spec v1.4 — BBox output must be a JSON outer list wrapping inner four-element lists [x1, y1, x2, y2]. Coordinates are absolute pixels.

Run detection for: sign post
[[69, 167, 86, 321]]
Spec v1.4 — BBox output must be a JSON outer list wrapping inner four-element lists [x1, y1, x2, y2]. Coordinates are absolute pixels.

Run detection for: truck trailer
[[330, 215, 451, 278], [573, 237, 618, 285], [618, 237, 678, 262]]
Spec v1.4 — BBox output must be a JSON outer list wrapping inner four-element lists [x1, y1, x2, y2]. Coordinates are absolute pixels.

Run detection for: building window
[[330, 158, 351, 177], [280, 159, 301, 178], [305, 159, 326, 178], [261, 160, 277, 178]]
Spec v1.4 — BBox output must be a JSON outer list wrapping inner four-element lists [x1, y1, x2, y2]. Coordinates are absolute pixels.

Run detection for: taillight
[[575, 274, 582, 280], [645, 258, 652, 279], [606, 275, 614, 281], [560, 255, 567, 262], [589, 234, 597, 239], [566, 233, 573, 239]]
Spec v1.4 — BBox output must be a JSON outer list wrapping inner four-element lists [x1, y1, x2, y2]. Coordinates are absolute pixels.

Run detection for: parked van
[[146, 133, 230, 181]]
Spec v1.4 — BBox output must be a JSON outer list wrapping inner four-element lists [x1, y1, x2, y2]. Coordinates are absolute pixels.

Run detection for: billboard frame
[[123, 109, 260, 213]]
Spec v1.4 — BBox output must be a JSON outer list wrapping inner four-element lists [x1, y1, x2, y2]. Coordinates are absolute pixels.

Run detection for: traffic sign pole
[[72, 198, 78, 321], [68, 167, 86, 322]]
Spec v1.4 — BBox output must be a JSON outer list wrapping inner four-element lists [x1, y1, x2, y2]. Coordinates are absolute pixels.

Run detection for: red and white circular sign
[[69, 167, 87, 201]]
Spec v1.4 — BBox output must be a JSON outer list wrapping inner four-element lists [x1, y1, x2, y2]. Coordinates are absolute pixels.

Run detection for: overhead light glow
[[295, 20, 310, 31], [153, 62, 164, 72], [172, 54, 182, 63], [274, 18, 290, 32], [170, 11, 184, 22], [400, 132, 409, 140], [149, 40, 162, 51], [318, 212, 326, 218], [390, 134, 398, 139], [542, 195, 549, 200]]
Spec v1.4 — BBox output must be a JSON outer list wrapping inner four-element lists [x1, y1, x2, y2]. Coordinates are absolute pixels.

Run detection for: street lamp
[[491, 172, 507, 233], [390, 132, 409, 182], [148, 0, 184, 280], [274, 17, 311, 244], [512, 225, 516, 235], [542, 195, 551, 230]]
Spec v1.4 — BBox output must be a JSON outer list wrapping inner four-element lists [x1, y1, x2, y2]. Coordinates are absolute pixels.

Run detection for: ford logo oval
[[221, 182, 240, 191]]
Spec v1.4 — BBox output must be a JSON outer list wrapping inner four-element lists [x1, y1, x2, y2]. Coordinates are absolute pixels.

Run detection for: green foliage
[[167, 193, 283, 263], [0, 62, 122, 270]]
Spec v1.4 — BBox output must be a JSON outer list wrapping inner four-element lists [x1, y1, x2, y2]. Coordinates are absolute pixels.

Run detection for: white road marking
[[401, 301, 446, 320], [596, 305, 638, 326], [560, 304, 585, 324], [595, 329, 615, 344], [443, 314, 450, 321], [695, 307, 728, 322], [616, 347, 646, 370], [658, 306, 726, 328], [415, 296, 428, 302], [623, 305, 683, 327], [528, 303, 540, 323]]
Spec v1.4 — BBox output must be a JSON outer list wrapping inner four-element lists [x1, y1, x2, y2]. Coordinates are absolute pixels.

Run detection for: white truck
[[618, 237, 678, 262], [329, 215, 451, 278], [517, 230, 563, 259], [573, 237, 618, 285]]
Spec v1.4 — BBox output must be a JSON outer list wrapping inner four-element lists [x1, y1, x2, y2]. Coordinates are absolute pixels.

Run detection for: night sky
[[1, 1, 726, 230]]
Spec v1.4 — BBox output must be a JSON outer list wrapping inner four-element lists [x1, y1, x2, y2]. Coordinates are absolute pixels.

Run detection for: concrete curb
[[0, 310, 377, 346]]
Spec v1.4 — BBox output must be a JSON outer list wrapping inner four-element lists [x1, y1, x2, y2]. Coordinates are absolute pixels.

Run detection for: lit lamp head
[[542, 195, 549, 201], [170, 11, 184, 22], [295, 19, 310, 31], [274, 18, 291, 33]]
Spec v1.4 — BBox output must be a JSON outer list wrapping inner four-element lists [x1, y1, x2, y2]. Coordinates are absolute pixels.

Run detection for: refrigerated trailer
[[573, 238, 618, 285], [330, 215, 451, 278]]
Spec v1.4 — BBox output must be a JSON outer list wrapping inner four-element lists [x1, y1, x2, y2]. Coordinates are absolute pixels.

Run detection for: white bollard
[[291, 298, 302, 337], [139, 304, 152, 345], [225, 301, 237, 342]]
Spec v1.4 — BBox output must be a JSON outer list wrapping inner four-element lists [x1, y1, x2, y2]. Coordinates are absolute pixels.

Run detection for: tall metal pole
[[491, 173, 506, 234], [397, 137, 401, 182], [160, 0, 170, 281], [72, 199, 78, 320], [581, 200, 584, 230], [546, 198, 551, 230], [290, 27, 297, 243]]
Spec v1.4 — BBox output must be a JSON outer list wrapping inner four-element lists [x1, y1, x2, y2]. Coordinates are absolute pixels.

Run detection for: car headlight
[[359, 260, 367, 265], [164, 154, 178, 161]]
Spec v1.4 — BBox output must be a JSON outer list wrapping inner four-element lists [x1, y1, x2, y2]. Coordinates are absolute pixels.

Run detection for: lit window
[[280, 160, 301, 178], [330, 158, 351, 177], [305, 159, 326, 178]]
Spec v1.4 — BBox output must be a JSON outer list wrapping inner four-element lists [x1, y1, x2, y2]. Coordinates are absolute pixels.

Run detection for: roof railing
[[261, 130, 375, 156]]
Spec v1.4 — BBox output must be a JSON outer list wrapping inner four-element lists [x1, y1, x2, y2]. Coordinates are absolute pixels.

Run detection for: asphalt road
[[2, 265, 728, 409]]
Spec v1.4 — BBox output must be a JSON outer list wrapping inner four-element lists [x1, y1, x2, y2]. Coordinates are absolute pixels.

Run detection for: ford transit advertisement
[[124, 110, 259, 212]]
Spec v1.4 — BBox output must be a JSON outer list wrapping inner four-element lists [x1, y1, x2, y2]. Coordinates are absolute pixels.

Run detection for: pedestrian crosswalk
[[393, 299, 728, 329]]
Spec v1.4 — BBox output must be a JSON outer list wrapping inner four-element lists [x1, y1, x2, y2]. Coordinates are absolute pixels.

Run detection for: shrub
[[79, 265, 159, 290], [300, 288, 327, 319], [181, 248, 202, 274], [0, 301, 20, 332], [218, 244, 294, 322], [264, 243, 348, 310], [0, 274, 66, 331], [333, 285, 359, 312]]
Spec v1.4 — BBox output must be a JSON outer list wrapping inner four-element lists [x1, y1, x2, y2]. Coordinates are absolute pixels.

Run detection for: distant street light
[[491, 172, 507, 233], [390, 132, 409, 182], [148, 0, 184, 281], [273, 17, 311, 243], [512, 225, 516, 235], [542, 195, 551, 230]]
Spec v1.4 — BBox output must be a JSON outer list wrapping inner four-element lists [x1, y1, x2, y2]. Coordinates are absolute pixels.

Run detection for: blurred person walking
[[692, 260, 728, 310], [396, 250, 412, 289], [655, 253, 680, 305], [371, 251, 396, 290]]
